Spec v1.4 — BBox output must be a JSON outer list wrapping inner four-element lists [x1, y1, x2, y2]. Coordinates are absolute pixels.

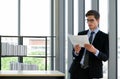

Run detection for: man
[[69, 10, 109, 79]]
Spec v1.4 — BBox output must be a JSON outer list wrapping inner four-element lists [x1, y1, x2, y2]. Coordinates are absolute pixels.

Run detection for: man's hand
[[84, 44, 97, 54], [74, 44, 81, 54]]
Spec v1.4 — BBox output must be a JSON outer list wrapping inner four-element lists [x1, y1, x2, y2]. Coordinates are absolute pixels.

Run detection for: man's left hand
[[84, 44, 97, 54]]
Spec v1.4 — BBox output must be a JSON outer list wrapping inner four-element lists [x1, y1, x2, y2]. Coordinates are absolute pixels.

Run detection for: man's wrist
[[95, 49, 99, 56], [74, 52, 79, 56]]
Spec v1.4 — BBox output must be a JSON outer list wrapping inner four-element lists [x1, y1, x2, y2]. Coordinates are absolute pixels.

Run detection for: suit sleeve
[[97, 34, 109, 61]]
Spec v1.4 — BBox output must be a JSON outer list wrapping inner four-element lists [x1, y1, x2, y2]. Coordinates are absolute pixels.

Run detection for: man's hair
[[85, 10, 100, 20]]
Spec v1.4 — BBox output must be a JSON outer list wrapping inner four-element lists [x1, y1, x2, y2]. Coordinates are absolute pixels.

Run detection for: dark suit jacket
[[69, 30, 109, 78]]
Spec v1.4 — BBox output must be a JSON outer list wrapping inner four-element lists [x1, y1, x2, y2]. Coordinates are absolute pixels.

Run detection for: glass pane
[[23, 37, 52, 70], [21, 0, 51, 36], [0, 0, 18, 35], [1, 37, 18, 70], [23, 37, 51, 56], [85, 0, 91, 30], [74, 0, 78, 35], [118, 0, 120, 78], [1, 57, 18, 70], [23, 57, 45, 70], [47, 57, 52, 70], [1, 37, 18, 56], [65, 0, 68, 79], [99, 0, 108, 79], [23, 38, 46, 56], [85, 0, 91, 14], [99, 0, 108, 33]]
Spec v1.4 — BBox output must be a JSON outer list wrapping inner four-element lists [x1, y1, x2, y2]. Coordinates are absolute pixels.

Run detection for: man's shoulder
[[98, 30, 108, 37], [78, 30, 88, 35], [96, 31, 109, 41]]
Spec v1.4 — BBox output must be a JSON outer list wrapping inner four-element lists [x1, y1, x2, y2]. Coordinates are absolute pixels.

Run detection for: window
[[99, 0, 108, 79], [0, 0, 18, 70], [74, 0, 78, 35], [0, 0, 18, 35], [85, 0, 91, 30], [117, 0, 120, 78], [0, 0, 53, 71], [21, 0, 51, 36]]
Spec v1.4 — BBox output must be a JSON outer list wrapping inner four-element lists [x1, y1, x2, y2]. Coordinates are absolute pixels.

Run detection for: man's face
[[86, 15, 99, 30]]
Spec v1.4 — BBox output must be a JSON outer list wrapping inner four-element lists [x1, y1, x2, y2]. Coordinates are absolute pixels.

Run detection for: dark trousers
[[70, 63, 100, 79], [70, 63, 89, 79], [70, 72, 100, 79]]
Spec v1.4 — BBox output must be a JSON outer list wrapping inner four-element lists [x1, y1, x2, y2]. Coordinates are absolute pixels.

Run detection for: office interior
[[0, 0, 119, 79]]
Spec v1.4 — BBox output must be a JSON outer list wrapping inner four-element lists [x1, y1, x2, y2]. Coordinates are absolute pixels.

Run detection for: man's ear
[[97, 18, 100, 23]]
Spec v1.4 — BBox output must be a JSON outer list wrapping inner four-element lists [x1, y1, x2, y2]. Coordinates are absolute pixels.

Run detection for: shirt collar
[[88, 27, 99, 34]]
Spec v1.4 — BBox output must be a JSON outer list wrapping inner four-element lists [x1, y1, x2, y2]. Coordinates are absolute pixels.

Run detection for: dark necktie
[[82, 31, 94, 69]]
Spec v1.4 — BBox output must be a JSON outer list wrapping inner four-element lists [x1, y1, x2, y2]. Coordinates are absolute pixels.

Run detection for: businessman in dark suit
[[69, 10, 109, 79]]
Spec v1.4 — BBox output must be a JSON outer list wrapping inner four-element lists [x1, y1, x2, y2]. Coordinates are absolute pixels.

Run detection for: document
[[68, 34, 89, 47]]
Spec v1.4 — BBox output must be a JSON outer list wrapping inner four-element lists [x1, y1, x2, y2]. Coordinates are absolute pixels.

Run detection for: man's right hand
[[74, 44, 81, 54]]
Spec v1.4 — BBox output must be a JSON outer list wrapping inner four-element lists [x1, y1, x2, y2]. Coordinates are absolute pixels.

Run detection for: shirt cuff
[[95, 49, 99, 56]]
